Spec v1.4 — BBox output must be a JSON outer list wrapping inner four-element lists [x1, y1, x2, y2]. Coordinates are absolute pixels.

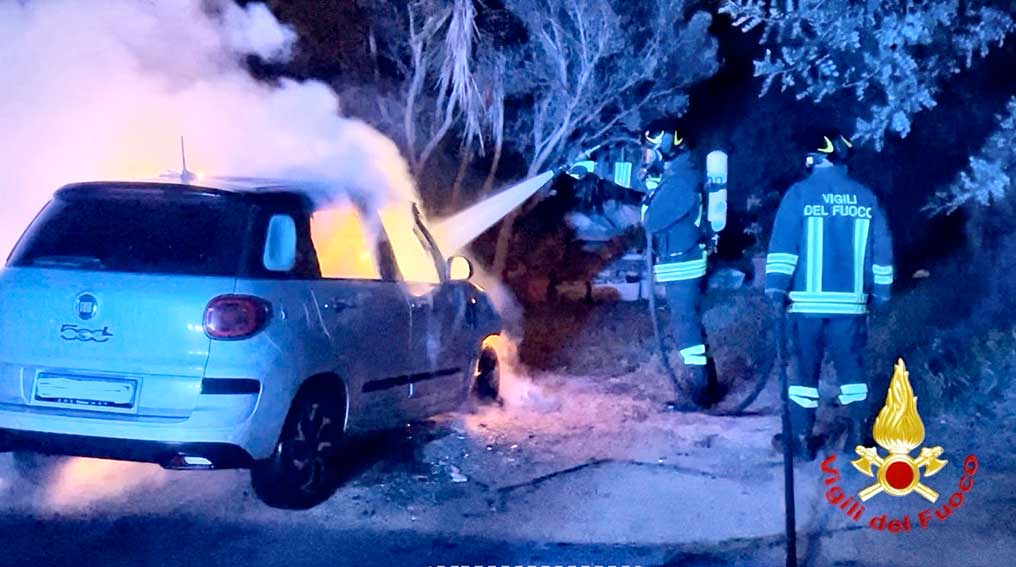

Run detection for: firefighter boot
[[661, 352, 700, 411], [662, 362, 721, 411], [771, 431, 823, 462], [841, 404, 876, 452], [691, 355, 728, 409]]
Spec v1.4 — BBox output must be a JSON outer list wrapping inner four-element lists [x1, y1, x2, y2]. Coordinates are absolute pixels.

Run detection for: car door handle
[[324, 298, 358, 312]]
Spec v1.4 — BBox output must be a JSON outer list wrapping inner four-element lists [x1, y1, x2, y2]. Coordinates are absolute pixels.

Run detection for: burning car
[[0, 177, 502, 508]]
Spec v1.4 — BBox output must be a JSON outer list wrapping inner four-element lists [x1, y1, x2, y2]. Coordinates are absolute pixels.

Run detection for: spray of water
[[428, 169, 566, 409], [431, 170, 556, 253], [0, 0, 423, 509], [0, 0, 418, 259]]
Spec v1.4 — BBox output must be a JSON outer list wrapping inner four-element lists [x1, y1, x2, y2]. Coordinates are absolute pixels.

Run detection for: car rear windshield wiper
[[30, 255, 107, 269]]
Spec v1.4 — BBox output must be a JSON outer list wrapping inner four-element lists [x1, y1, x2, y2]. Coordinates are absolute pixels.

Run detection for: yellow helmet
[[816, 134, 853, 158], [643, 129, 685, 158]]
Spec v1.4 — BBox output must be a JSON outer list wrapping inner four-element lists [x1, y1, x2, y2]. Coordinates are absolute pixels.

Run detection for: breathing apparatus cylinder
[[705, 150, 728, 234]]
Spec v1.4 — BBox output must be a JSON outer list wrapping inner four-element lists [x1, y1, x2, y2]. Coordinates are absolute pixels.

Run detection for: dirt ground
[[0, 292, 1013, 566]]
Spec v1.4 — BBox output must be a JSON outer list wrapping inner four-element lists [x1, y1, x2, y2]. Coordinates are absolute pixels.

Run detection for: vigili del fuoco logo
[[819, 359, 979, 533]]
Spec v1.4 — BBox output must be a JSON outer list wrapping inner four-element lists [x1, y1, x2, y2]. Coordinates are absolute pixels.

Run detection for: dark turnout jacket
[[642, 154, 707, 282], [765, 165, 894, 315]]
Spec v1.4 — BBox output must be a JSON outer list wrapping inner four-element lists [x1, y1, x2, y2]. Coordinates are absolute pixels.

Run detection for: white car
[[0, 177, 502, 508]]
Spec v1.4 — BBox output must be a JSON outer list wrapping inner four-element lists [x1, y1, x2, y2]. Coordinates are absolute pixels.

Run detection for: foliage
[[920, 325, 1016, 416], [721, 0, 1014, 149], [489, 0, 718, 274], [503, 0, 718, 175], [327, 0, 720, 222], [862, 231, 1016, 417], [927, 97, 1016, 214], [346, 0, 497, 176]]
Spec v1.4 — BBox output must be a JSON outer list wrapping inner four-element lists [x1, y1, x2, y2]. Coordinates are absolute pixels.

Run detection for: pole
[[775, 309, 797, 566]]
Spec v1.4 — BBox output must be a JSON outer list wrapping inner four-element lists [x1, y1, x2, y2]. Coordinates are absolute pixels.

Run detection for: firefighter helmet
[[643, 129, 685, 159], [817, 133, 852, 156], [807, 132, 853, 167]]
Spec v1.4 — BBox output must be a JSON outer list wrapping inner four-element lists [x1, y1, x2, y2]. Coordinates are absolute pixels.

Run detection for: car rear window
[[7, 193, 248, 276]]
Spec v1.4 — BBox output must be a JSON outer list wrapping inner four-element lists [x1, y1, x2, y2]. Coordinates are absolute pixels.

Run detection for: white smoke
[[0, 0, 418, 258]]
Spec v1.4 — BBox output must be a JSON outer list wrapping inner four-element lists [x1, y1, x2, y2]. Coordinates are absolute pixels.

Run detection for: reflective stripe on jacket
[[765, 166, 893, 315], [654, 248, 707, 282]]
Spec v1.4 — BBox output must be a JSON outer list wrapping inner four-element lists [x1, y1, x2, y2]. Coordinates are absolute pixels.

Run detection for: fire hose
[[645, 222, 795, 566], [643, 230, 772, 416]]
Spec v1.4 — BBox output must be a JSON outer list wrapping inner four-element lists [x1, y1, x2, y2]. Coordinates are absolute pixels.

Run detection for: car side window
[[379, 204, 443, 284], [310, 203, 383, 280], [251, 205, 319, 278]]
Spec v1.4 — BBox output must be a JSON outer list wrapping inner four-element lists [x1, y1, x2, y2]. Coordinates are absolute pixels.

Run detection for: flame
[[310, 201, 448, 288], [379, 205, 442, 286], [872, 359, 926, 454], [479, 334, 561, 411], [46, 457, 167, 511], [484, 334, 524, 384], [311, 204, 382, 279]]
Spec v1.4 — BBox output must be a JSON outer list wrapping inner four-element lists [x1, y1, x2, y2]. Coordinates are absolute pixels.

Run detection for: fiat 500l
[[0, 178, 501, 508]]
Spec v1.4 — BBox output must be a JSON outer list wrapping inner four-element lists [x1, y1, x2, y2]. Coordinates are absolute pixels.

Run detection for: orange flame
[[309, 201, 446, 287], [47, 458, 168, 511], [311, 204, 382, 279], [873, 359, 925, 454]]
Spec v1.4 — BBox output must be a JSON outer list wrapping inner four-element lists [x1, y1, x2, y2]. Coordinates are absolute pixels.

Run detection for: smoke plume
[[0, 0, 418, 258]]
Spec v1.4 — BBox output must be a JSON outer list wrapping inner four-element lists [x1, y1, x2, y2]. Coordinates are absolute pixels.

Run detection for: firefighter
[[766, 133, 894, 460], [639, 129, 724, 410]]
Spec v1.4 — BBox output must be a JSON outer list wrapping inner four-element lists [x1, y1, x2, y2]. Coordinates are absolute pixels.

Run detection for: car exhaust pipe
[[163, 453, 215, 470]]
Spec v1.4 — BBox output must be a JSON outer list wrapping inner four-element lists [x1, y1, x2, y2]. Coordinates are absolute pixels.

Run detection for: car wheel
[[12, 451, 64, 486], [472, 345, 500, 403], [250, 384, 346, 510]]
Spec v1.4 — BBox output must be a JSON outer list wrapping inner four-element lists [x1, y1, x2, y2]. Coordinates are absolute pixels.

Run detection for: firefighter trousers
[[787, 314, 869, 438], [664, 278, 714, 389]]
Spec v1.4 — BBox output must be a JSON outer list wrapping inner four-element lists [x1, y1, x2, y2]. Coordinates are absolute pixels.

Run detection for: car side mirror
[[448, 256, 473, 281], [263, 214, 297, 272]]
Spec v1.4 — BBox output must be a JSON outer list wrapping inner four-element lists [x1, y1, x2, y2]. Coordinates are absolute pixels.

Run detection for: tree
[[721, 0, 1014, 149], [346, 0, 489, 178], [490, 0, 719, 275], [323, 0, 514, 215], [450, 53, 508, 209], [927, 97, 1016, 260], [928, 97, 1016, 214]]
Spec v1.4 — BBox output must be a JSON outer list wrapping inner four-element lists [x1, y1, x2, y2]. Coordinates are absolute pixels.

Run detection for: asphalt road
[[0, 370, 1012, 567], [0, 510, 761, 567]]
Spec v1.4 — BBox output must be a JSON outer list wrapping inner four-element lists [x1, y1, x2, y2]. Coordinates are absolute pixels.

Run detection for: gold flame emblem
[[851, 358, 948, 502]]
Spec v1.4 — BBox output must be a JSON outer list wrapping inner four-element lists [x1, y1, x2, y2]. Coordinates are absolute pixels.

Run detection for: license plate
[[33, 374, 138, 411]]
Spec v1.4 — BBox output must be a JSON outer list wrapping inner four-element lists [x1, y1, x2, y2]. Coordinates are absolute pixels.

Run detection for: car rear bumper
[[0, 390, 282, 463], [0, 427, 253, 469]]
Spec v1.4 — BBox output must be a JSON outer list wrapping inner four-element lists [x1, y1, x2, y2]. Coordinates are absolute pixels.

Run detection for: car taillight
[[203, 295, 272, 340]]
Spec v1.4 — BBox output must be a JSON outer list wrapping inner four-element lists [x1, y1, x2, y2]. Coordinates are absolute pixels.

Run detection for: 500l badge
[[60, 324, 113, 343]]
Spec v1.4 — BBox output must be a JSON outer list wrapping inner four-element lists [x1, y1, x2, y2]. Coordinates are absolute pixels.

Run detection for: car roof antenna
[[179, 136, 197, 184]]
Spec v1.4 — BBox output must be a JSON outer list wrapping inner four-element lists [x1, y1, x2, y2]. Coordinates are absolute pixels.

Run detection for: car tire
[[250, 383, 347, 510], [472, 345, 501, 403], [12, 451, 64, 486]]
